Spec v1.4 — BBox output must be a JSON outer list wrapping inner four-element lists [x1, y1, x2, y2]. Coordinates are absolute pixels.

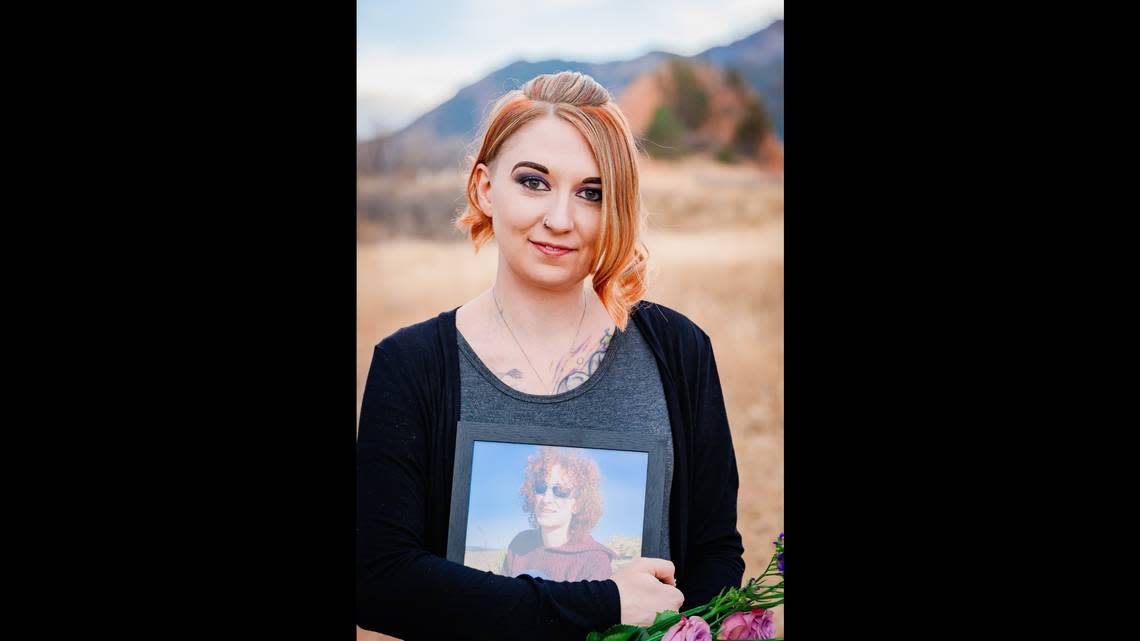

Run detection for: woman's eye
[[521, 177, 548, 191], [579, 189, 602, 203]]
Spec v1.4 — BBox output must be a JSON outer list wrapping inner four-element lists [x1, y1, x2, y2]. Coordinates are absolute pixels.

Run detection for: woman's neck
[[541, 523, 572, 548], [491, 268, 592, 341]]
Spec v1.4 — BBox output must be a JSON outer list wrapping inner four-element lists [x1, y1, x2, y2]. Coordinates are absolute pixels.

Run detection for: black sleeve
[[357, 338, 622, 641], [679, 332, 747, 610]]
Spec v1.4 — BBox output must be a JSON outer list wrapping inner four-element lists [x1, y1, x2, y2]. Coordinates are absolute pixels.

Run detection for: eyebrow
[[512, 161, 601, 185]]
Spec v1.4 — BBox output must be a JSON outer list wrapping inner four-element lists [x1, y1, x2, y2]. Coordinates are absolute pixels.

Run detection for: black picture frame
[[446, 420, 669, 572]]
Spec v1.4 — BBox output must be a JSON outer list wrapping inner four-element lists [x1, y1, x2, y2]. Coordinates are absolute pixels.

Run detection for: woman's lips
[[531, 240, 573, 257]]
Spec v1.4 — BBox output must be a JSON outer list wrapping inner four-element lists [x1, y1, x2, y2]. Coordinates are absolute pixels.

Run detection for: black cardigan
[[357, 301, 745, 641]]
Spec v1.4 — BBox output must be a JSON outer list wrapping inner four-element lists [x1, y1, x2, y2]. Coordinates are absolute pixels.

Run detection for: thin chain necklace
[[491, 284, 588, 393]]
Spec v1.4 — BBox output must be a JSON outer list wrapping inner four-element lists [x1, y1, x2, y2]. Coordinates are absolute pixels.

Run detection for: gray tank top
[[457, 320, 674, 560]]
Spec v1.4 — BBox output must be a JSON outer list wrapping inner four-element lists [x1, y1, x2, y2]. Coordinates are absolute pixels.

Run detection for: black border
[[66, 3, 1054, 636], [447, 421, 668, 569]]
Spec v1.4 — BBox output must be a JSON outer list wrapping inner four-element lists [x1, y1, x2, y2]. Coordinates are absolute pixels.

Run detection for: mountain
[[690, 20, 783, 141], [617, 58, 783, 170], [358, 19, 783, 175]]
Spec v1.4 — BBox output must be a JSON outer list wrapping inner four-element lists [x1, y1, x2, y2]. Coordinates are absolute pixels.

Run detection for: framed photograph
[[447, 421, 669, 582]]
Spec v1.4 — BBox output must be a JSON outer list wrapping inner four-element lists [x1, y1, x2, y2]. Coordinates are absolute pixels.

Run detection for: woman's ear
[[475, 162, 493, 217]]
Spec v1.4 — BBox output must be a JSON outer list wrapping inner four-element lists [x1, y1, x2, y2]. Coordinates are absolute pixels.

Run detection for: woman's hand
[[610, 557, 685, 626]]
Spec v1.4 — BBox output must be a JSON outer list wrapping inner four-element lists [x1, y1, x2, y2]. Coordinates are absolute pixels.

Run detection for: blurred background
[[358, 2, 783, 638]]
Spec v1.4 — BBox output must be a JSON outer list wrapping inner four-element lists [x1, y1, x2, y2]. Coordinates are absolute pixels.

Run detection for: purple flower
[[777, 552, 784, 573], [717, 609, 776, 640], [662, 614, 712, 641]]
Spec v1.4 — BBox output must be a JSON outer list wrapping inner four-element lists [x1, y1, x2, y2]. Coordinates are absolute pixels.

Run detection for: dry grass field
[[357, 157, 783, 640], [463, 549, 509, 574]]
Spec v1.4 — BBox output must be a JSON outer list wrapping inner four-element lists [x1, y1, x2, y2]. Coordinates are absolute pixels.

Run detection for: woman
[[502, 447, 618, 582], [357, 71, 744, 641]]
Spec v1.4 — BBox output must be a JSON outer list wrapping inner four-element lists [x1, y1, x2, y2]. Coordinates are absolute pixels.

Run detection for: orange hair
[[454, 71, 649, 331], [518, 446, 605, 543]]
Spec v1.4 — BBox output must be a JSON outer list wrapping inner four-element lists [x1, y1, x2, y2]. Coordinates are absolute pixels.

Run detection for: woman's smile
[[530, 240, 575, 257]]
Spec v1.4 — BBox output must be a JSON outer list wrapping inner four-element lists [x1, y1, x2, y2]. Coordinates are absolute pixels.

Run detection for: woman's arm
[[357, 338, 621, 641], [679, 332, 747, 610]]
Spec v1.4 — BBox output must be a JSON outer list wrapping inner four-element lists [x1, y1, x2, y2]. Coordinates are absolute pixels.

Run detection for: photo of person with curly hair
[[461, 442, 648, 582], [503, 446, 616, 581]]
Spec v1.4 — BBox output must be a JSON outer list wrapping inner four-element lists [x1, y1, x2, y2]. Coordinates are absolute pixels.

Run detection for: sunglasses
[[533, 482, 575, 499]]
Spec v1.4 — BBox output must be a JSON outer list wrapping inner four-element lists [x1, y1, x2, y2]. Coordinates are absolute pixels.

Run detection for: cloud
[[356, 46, 499, 138], [357, 92, 421, 140]]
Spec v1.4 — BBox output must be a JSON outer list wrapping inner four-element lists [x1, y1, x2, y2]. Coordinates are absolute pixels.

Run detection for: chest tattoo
[[489, 329, 615, 393], [554, 329, 614, 393]]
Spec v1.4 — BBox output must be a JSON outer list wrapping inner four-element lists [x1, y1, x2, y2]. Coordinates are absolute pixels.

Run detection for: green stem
[[709, 608, 736, 629], [750, 584, 783, 601], [681, 603, 709, 616], [646, 613, 685, 635]]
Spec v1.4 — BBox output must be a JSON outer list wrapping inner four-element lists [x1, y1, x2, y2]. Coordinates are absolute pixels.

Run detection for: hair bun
[[522, 71, 611, 107]]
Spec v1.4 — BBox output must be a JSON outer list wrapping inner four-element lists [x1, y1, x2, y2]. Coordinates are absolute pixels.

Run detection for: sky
[[465, 441, 650, 552], [357, 0, 784, 140]]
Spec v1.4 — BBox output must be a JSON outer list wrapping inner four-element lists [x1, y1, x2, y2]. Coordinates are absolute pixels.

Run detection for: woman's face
[[475, 115, 604, 291], [533, 463, 577, 531]]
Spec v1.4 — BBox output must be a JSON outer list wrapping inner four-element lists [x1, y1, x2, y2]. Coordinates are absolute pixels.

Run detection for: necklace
[[492, 285, 588, 393]]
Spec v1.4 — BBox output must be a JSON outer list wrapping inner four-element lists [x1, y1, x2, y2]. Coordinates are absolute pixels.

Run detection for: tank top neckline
[[456, 323, 627, 404]]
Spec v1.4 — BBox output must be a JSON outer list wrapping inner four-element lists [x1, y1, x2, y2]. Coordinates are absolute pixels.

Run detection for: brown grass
[[463, 549, 508, 574], [357, 158, 783, 640]]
